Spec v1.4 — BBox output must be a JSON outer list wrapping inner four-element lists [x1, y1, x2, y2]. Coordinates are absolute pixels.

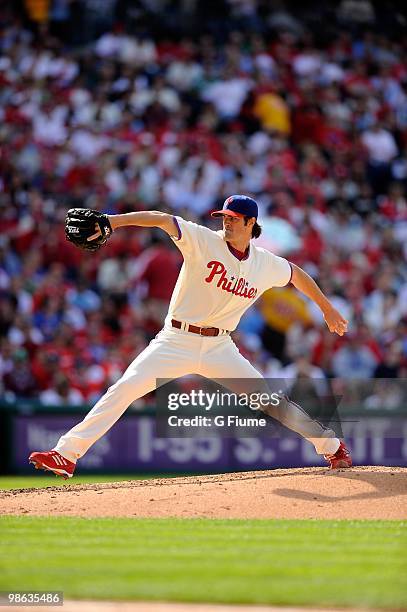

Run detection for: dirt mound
[[1, 466, 406, 520]]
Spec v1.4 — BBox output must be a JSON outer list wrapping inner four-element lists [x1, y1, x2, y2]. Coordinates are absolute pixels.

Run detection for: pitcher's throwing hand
[[323, 305, 348, 336]]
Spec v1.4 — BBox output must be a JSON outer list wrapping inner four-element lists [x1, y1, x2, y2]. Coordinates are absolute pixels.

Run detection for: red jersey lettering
[[205, 261, 257, 299]]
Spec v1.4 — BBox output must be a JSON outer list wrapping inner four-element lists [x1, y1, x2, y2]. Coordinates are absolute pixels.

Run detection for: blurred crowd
[[0, 0, 406, 407]]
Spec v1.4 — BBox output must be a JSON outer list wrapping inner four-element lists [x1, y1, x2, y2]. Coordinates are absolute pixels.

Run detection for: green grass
[[0, 517, 405, 609], [0, 474, 178, 490]]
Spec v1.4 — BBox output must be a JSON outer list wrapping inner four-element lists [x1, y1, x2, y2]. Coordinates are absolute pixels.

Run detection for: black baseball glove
[[65, 208, 113, 252]]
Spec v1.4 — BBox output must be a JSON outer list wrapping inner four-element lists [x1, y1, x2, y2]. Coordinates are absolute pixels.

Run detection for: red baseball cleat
[[324, 441, 352, 469], [29, 451, 75, 480]]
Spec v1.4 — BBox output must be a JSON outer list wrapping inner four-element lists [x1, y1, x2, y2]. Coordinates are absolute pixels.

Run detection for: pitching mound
[[1, 466, 406, 520]]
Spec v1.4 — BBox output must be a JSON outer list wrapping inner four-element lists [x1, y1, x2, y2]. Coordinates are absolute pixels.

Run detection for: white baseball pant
[[54, 325, 340, 462]]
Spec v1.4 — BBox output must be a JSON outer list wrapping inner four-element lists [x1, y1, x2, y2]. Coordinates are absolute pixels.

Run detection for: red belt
[[171, 319, 229, 337]]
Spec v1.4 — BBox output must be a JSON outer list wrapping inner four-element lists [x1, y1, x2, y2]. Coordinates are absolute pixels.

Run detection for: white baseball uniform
[[55, 216, 340, 462]]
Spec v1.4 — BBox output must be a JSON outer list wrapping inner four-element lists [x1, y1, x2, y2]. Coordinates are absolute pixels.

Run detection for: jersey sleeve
[[169, 215, 207, 257], [265, 252, 292, 288]]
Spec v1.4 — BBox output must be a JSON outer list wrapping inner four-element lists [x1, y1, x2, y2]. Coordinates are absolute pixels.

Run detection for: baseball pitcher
[[29, 196, 352, 478]]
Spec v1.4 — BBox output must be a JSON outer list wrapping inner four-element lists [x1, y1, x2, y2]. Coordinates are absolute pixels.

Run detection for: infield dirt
[[1, 466, 406, 519], [8, 602, 388, 612]]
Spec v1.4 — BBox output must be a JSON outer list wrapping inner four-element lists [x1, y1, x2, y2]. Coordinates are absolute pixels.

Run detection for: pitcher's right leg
[[199, 335, 347, 460]]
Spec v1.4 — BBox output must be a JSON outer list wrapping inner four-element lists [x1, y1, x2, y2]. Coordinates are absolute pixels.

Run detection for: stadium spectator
[[332, 334, 379, 379], [3, 348, 38, 399], [39, 373, 84, 406]]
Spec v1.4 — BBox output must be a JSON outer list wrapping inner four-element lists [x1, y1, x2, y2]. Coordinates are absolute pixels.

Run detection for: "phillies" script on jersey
[[205, 260, 258, 299]]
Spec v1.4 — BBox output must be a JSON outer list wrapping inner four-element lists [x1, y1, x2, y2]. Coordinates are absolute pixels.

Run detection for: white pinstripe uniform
[[54, 215, 340, 462]]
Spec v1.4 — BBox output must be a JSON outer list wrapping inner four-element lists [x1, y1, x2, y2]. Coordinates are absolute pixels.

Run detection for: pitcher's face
[[222, 214, 254, 244]]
